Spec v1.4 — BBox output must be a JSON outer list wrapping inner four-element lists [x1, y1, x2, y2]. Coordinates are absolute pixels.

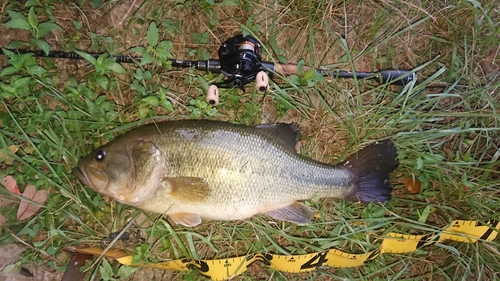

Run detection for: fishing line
[[67, 219, 499, 280]]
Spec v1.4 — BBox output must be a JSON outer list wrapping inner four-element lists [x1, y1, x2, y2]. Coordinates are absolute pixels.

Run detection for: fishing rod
[[2, 34, 416, 105]]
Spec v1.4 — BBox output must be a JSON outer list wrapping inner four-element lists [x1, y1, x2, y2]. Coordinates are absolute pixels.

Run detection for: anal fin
[[265, 202, 313, 225], [169, 212, 202, 227]]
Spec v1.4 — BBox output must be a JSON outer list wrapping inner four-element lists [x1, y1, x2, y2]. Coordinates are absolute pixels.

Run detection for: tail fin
[[343, 139, 399, 203]]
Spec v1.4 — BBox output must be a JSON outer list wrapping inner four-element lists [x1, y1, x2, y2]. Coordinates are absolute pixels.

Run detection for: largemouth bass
[[73, 120, 399, 227]]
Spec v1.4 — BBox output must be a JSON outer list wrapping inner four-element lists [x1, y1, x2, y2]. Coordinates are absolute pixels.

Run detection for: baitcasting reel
[[206, 35, 270, 105]]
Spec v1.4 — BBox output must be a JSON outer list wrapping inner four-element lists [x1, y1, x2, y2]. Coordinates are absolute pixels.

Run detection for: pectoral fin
[[169, 212, 202, 227], [161, 177, 211, 203], [265, 202, 314, 225]]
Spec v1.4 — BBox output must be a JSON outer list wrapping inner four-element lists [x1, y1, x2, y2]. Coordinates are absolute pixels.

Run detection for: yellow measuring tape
[[69, 219, 499, 280]]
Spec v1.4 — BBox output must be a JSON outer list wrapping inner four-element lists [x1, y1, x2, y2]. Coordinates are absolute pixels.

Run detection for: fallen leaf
[[33, 232, 48, 242], [2, 264, 16, 274], [0, 145, 18, 165], [1, 175, 21, 195], [8, 145, 19, 153], [17, 185, 47, 221], [400, 178, 422, 194]]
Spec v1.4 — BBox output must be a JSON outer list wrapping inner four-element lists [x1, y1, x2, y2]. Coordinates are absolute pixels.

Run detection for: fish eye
[[95, 149, 106, 161]]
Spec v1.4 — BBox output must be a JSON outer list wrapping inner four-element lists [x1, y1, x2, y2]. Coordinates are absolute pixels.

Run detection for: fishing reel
[[207, 35, 270, 105]]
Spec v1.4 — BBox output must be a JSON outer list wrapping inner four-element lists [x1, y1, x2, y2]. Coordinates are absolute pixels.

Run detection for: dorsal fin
[[255, 123, 300, 152]]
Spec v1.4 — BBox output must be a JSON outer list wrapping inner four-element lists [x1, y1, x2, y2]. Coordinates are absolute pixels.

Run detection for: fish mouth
[[73, 165, 109, 192], [73, 166, 91, 187]]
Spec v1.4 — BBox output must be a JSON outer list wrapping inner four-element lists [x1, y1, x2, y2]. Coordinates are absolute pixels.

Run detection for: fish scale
[[158, 123, 350, 201], [74, 120, 399, 227]]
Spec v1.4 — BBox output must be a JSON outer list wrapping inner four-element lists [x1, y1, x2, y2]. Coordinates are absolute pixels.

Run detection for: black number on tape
[[183, 259, 210, 273], [300, 252, 328, 270]]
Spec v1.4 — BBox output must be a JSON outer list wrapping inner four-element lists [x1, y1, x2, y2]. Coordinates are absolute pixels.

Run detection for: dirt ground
[[0, 244, 61, 281]]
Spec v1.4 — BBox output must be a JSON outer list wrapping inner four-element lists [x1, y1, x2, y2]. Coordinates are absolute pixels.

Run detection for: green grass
[[0, 0, 499, 280]]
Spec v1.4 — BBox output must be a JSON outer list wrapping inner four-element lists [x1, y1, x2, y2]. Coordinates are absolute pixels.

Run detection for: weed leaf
[[5, 18, 31, 31], [141, 51, 153, 65], [30, 38, 50, 56], [117, 266, 138, 280], [5, 11, 30, 30], [105, 61, 126, 74], [99, 258, 114, 281], [28, 7, 38, 28], [75, 50, 97, 65], [0, 66, 18, 77], [147, 22, 159, 46], [1, 264, 16, 274], [37, 22, 62, 38]]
